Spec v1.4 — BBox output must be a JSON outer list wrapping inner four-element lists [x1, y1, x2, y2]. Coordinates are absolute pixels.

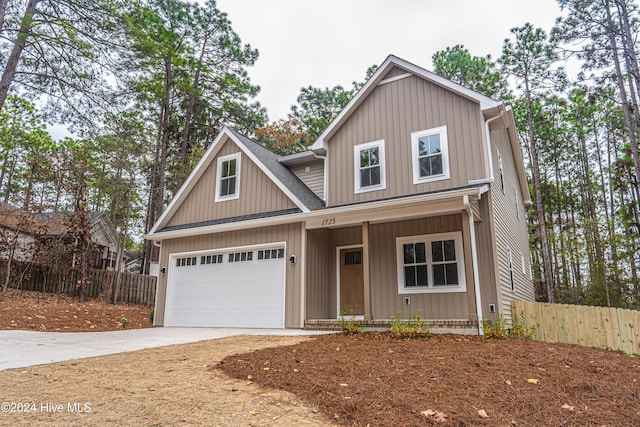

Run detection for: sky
[[213, 0, 565, 122]]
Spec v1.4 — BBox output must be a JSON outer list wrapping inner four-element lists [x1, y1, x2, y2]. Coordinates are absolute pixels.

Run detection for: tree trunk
[[525, 79, 555, 302], [0, 0, 9, 33], [0, 0, 40, 111]]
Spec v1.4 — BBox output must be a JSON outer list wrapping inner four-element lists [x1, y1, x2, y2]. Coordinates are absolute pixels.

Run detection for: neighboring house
[[146, 55, 534, 333], [0, 204, 123, 271]]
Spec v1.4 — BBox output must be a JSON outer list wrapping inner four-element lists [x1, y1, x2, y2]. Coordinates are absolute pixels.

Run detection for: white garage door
[[165, 246, 286, 328]]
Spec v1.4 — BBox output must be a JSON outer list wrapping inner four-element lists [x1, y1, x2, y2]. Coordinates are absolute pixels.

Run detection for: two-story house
[[145, 55, 534, 333]]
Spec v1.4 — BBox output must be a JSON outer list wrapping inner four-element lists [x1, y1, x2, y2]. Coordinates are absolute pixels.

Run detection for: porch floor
[[304, 319, 479, 335]]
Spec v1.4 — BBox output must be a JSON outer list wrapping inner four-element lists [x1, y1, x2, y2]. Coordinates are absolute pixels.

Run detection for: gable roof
[[311, 54, 500, 151], [148, 127, 324, 235]]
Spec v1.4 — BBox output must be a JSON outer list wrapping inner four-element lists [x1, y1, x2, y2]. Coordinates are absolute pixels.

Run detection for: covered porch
[[302, 186, 488, 334]]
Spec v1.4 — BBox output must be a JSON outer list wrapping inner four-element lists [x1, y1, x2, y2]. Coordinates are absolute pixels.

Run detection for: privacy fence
[[2, 261, 156, 306], [512, 300, 640, 356]]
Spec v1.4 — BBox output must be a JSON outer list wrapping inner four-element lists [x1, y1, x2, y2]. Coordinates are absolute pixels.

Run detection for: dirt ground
[[0, 290, 153, 332], [2, 291, 640, 426], [0, 335, 332, 427], [219, 332, 640, 426]]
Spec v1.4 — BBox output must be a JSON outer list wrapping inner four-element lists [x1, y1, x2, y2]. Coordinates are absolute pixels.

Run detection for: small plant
[[482, 315, 510, 339], [511, 311, 536, 340], [390, 310, 430, 338], [482, 312, 536, 340], [149, 309, 154, 324], [338, 311, 363, 335], [120, 316, 129, 329]]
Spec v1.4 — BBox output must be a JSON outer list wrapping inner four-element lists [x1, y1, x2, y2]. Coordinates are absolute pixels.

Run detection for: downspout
[[464, 195, 484, 336], [483, 104, 506, 181]]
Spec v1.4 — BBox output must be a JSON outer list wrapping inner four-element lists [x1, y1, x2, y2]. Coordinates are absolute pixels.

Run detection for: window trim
[[410, 126, 450, 184], [396, 231, 467, 294], [215, 152, 241, 202], [514, 184, 520, 219], [508, 247, 515, 292], [497, 150, 505, 193], [353, 139, 386, 194]]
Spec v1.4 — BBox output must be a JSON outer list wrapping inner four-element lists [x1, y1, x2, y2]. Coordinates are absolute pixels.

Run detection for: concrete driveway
[[0, 327, 328, 371]]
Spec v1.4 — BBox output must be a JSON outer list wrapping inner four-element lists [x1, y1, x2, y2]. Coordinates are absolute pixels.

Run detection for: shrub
[[390, 310, 430, 338], [120, 316, 129, 329], [482, 312, 536, 340], [338, 311, 363, 335], [149, 309, 154, 324]]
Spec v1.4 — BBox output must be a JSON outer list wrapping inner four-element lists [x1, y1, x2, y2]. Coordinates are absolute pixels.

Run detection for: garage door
[[164, 246, 286, 328]]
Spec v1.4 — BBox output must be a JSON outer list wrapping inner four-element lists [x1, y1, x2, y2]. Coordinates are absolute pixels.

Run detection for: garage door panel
[[165, 247, 286, 328]]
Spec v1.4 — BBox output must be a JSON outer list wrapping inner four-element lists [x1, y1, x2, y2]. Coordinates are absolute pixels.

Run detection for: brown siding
[[490, 129, 535, 320], [289, 159, 324, 200], [305, 229, 331, 318], [154, 223, 303, 328], [167, 137, 296, 227], [369, 216, 470, 320], [326, 75, 487, 206], [476, 194, 500, 323]]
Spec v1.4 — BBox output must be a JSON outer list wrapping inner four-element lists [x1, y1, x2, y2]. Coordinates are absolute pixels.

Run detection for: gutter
[[464, 195, 484, 336], [145, 185, 488, 241], [484, 103, 506, 181], [312, 151, 328, 203]]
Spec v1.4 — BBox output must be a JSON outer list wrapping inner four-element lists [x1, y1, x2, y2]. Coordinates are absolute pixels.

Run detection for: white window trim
[[411, 125, 450, 184], [497, 150, 504, 193], [354, 139, 386, 194], [396, 231, 467, 294], [508, 247, 515, 292], [215, 152, 241, 202]]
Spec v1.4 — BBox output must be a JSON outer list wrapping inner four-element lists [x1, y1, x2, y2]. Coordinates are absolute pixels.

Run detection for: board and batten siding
[[490, 128, 535, 320], [166, 137, 297, 227], [475, 193, 500, 323], [289, 159, 324, 200], [154, 223, 303, 328], [326, 73, 487, 206], [305, 215, 475, 321]]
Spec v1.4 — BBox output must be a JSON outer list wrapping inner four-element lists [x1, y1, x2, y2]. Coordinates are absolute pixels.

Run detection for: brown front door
[[339, 248, 364, 315]]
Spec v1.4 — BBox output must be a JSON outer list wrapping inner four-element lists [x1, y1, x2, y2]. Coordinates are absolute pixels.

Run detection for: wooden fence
[[512, 300, 640, 355], [4, 261, 156, 306]]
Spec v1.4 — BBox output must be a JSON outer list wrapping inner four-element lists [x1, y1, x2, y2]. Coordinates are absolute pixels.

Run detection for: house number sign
[[321, 217, 336, 226]]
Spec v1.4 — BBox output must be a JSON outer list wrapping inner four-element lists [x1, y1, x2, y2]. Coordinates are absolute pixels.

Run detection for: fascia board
[[228, 133, 310, 213], [311, 55, 499, 151], [145, 185, 487, 241]]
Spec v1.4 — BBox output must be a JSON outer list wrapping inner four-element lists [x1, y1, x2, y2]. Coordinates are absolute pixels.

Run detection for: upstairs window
[[411, 126, 450, 184], [215, 153, 241, 202], [354, 140, 386, 193]]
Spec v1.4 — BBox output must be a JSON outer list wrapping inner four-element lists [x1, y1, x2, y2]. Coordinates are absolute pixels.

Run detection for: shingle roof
[[228, 128, 324, 211], [158, 208, 301, 233]]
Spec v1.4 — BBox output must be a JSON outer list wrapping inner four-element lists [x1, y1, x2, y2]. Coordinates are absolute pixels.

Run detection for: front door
[[339, 248, 364, 315]]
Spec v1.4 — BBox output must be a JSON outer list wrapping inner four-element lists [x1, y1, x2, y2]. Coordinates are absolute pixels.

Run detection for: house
[[0, 204, 123, 271], [145, 55, 534, 333]]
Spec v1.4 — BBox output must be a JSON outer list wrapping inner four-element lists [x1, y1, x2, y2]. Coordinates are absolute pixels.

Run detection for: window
[[344, 251, 362, 265], [257, 248, 285, 260], [521, 252, 526, 275], [396, 232, 466, 294], [215, 153, 241, 202], [228, 251, 253, 263], [201, 254, 223, 265], [176, 256, 197, 267], [508, 248, 515, 292], [514, 184, 520, 219], [411, 126, 450, 184], [497, 150, 504, 192], [354, 140, 386, 193]]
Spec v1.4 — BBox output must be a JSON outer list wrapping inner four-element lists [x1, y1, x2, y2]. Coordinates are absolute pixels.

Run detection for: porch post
[[362, 221, 372, 320]]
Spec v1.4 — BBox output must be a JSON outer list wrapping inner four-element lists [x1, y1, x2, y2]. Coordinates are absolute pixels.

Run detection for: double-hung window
[[354, 140, 386, 193], [396, 232, 466, 294], [411, 126, 450, 184], [215, 153, 241, 202]]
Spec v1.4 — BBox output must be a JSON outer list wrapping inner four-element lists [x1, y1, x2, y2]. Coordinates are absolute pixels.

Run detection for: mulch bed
[[218, 332, 640, 426], [0, 289, 153, 332]]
